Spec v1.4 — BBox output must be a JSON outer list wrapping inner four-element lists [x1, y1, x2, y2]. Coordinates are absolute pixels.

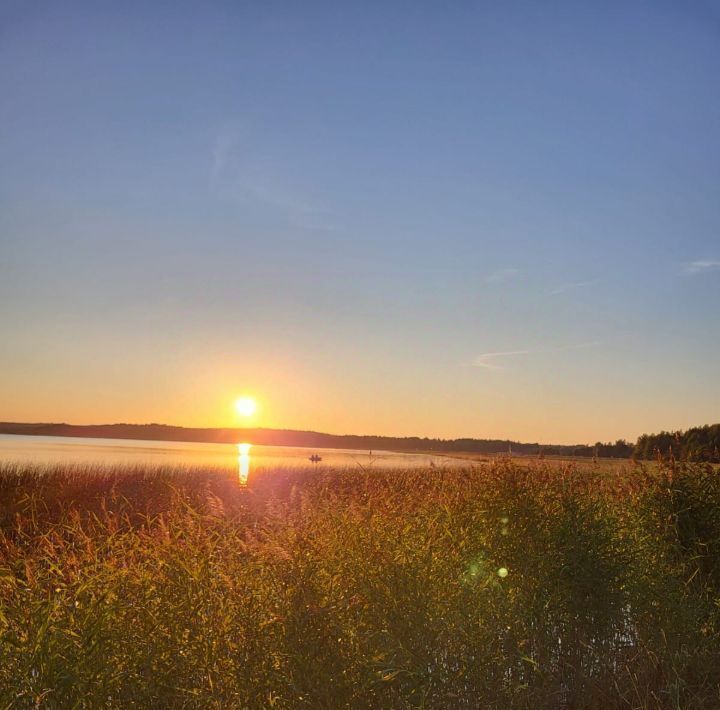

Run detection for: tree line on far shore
[[1, 421, 718, 462], [471, 424, 720, 462], [633, 424, 720, 463]]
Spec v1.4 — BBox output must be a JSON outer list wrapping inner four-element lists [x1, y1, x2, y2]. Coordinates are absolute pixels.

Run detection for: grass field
[[1, 460, 719, 708]]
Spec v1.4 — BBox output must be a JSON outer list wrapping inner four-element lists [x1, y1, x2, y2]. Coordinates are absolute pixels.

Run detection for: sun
[[234, 397, 257, 418]]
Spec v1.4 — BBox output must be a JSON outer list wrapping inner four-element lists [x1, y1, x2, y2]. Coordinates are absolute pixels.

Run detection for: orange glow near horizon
[[3, 359, 715, 445]]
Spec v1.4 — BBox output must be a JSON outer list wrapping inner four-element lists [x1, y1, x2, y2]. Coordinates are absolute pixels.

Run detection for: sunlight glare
[[237, 442, 251, 486], [235, 397, 257, 417]]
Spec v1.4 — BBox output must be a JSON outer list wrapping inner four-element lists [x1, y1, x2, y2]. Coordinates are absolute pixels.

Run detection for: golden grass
[[1, 460, 719, 708]]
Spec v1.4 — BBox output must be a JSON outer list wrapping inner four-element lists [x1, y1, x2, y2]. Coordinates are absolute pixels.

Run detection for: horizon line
[[0, 418, 683, 449]]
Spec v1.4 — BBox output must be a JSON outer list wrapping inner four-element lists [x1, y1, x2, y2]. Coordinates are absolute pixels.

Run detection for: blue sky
[[1, 0, 719, 442]]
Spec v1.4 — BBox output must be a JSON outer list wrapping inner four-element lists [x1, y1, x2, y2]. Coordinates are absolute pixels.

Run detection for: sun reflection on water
[[237, 443, 251, 486]]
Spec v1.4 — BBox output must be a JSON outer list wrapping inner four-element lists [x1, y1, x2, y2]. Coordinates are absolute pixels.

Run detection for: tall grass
[[1, 460, 719, 708]]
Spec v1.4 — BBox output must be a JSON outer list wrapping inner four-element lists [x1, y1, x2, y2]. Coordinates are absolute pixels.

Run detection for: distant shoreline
[[0, 421, 630, 459]]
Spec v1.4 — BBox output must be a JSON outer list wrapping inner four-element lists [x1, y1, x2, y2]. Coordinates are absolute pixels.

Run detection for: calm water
[[0, 435, 464, 482]]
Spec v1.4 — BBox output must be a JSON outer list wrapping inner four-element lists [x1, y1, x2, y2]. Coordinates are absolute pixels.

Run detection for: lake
[[0, 435, 466, 482]]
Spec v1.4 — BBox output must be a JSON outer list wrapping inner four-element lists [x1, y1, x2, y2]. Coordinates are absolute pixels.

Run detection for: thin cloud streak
[[235, 176, 329, 216], [473, 350, 532, 370], [550, 279, 601, 295], [473, 341, 601, 370], [234, 176, 336, 232], [210, 129, 242, 182], [682, 260, 720, 275], [210, 129, 333, 224], [485, 267, 521, 284]]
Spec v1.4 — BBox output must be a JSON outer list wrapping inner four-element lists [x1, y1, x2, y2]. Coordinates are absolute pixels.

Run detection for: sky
[[1, 0, 719, 444]]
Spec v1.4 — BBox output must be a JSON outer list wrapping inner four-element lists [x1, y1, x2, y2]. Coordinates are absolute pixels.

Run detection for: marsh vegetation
[[1, 461, 719, 708]]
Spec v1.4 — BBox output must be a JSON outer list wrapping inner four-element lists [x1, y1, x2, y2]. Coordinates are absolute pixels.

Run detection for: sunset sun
[[234, 397, 257, 418]]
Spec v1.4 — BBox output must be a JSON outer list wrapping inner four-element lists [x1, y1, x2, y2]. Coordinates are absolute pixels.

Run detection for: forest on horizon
[[1, 421, 719, 462]]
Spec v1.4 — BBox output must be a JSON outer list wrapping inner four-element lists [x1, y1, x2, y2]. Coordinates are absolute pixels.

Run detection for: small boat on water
[[308, 454, 323, 463]]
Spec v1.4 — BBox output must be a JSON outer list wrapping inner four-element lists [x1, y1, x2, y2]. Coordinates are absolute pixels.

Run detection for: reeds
[[1, 460, 719, 708]]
